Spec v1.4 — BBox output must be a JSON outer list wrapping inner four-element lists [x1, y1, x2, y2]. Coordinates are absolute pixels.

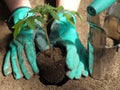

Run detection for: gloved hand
[[49, 11, 88, 79], [3, 7, 48, 80]]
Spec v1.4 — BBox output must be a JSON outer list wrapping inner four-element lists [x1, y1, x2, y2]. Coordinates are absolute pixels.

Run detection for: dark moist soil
[[37, 47, 68, 85]]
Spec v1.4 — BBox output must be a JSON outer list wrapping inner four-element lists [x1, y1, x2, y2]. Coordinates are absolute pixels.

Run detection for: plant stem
[[44, 29, 51, 48], [43, 26, 53, 59]]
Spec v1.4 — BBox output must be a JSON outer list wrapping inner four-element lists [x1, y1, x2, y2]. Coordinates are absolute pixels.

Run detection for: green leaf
[[12, 20, 25, 38], [71, 11, 83, 21], [49, 11, 59, 20], [26, 16, 36, 30], [57, 6, 64, 12], [35, 16, 46, 24], [76, 12, 83, 20], [12, 4, 83, 39], [63, 13, 75, 25]]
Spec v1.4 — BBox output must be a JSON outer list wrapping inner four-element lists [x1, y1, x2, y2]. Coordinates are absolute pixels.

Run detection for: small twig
[[43, 26, 53, 59]]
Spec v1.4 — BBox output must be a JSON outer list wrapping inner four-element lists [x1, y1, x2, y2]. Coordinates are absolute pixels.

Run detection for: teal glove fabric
[[49, 11, 88, 79], [3, 30, 39, 80], [34, 25, 50, 52], [3, 7, 41, 80]]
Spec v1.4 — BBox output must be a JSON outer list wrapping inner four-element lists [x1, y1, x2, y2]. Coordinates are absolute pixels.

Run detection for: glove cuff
[[12, 7, 33, 24], [7, 7, 33, 31]]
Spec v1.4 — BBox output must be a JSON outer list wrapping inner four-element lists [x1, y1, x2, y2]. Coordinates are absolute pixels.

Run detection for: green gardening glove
[[49, 11, 88, 79], [3, 7, 48, 80]]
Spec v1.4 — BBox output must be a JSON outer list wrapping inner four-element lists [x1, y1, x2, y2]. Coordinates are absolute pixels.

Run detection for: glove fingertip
[[3, 51, 11, 76], [75, 76, 81, 79], [14, 73, 23, 80], [83, 70, 89, 77], [66, 70, 76, 79], [74, 72, 82, 79], [74, 69, 82, 79], [34, 66, 39, 74], [25, 75, 31, 80], [3, 69, 11, 76], [74, 70, 88, 79], [31, 62, 39, 74], [66, 73, 74, 79], [3, 65, 12, 76]]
